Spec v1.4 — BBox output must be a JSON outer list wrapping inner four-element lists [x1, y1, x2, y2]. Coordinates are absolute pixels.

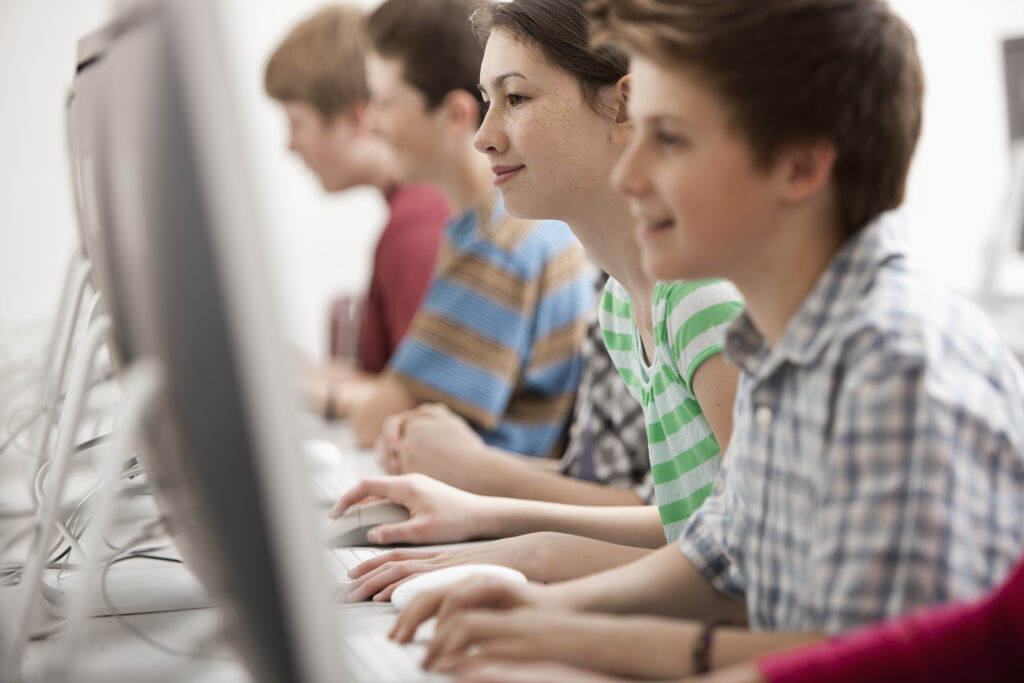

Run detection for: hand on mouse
[[329, 473, 492, 545], [345, 532, 558, 604]]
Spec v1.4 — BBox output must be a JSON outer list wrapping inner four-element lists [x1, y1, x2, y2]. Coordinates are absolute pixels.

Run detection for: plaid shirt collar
[[725, 213, 908, 379]]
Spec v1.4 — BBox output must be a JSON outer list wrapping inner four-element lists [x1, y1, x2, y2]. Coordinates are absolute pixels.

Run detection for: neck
[[730, 209, 846, 346], [565, 187, 657, 360], [436, 145, 495, 215]]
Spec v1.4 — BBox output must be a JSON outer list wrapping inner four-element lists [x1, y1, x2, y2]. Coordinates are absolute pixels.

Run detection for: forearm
[[558, 543, 744, 621], [523, 532, 652, 583], [467, 447, 645, 506], [479, 497, 665, 548], [583, 619, 819, 679], [350, 376, 417, 447]]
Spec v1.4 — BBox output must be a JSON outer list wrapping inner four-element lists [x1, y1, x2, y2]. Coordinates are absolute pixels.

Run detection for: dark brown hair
[[590, 0, 925, 235], [470, 0, 629, 115], [264, 4, 368, 119], [366, 0, 486, 110]]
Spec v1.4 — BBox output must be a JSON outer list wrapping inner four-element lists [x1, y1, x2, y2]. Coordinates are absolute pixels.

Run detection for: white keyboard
[[341, 633, 448, 682]]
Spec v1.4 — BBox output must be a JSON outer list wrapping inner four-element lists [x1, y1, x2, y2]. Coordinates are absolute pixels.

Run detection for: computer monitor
[[80, 0, 341, 680]]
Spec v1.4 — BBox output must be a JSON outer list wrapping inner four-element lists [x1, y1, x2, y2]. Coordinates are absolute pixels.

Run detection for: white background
[[1, 0, 1022, 361]]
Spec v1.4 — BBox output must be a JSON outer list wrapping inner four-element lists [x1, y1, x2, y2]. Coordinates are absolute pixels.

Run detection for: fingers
[[347, 547, 435, 579], [328, 476, 402, 518], [393, 579, 522, 643], [425, 611, 533, 672], [378, 413, 410, 474], [391, 587, 450, 642], [435, 579, 525, 625], [366, 517, 430, 546], [348, 562, 426, 604]]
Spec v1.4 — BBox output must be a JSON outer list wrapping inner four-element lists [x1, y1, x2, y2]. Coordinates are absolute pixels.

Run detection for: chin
[[499, 191, 557, 222], [642, 251, 691, 282]]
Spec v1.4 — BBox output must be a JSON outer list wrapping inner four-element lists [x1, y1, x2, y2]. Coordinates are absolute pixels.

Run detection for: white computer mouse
[[390, 564, 528, 610], [323, 499, 410, 547], [303, 438, 342, 472]]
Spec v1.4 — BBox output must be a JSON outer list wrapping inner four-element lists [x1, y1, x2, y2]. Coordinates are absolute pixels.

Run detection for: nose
[[611, 135, 650, 198], [473, 106, 506, 156]]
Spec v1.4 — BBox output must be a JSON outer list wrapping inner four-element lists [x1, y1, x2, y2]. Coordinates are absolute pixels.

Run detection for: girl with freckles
[[335, 0, 743, 605]]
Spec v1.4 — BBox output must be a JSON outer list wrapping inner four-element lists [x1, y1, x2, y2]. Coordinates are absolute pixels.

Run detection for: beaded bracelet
[[692, 622, 717, 675]]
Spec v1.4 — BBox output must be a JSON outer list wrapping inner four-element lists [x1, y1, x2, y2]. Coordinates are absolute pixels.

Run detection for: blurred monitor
[[67, 24, 138, 360], [78, 0, 340, 680]]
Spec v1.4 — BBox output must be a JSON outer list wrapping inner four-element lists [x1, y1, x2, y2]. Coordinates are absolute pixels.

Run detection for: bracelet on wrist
[[692, 621, 718, 675]]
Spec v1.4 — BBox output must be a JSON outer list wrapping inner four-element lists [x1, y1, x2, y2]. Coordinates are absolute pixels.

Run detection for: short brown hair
[[590, 0, 925, 235], [366, 0, 486, 110], [470, 0, 628, 115], [264, 4, 369, 120]]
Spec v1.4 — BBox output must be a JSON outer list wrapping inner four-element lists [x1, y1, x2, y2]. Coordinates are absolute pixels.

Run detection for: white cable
[[1, 315, 111, 683], [49, 358, 164, 682]]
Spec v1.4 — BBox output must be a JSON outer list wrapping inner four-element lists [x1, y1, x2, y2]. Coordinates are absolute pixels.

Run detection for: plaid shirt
[[561, 272, 652, 502], [678, 214, 1024, 634]]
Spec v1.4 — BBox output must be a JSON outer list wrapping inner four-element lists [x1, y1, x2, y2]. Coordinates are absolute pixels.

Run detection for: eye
[[506, 93, 528, 107], [479, 99, 491, 116], [654, 128, 688, 149]]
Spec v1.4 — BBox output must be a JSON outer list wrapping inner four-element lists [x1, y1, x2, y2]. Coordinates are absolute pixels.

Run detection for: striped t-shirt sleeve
[[387, 248, 538, 432], [661, 280, 745, 395], [386, 206, 589, 457]]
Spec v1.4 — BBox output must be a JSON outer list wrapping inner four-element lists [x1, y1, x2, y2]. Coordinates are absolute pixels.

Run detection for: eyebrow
[[644, 114, 695, 129], [477, 71, 527, 93]]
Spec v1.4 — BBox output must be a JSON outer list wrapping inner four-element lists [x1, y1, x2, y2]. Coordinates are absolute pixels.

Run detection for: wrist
[[692, 620, 720, 676], [323, 381, 337, 421], [480, 494, 539, 539]]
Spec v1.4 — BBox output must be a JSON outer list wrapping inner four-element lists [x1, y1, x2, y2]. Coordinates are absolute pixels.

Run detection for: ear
[[439, 89, 482, 133], [776, 140, 836, 204], [609, 74, 633, 146]]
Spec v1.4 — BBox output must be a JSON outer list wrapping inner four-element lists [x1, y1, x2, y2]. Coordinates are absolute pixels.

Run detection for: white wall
[[890, 0, 1024, 292], [0, 0, 386, 361], [1, 0, 1022, 361]]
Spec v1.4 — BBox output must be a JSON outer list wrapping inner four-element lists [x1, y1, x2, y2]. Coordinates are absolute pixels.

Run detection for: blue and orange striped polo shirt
[[386, 193, 591, 457]]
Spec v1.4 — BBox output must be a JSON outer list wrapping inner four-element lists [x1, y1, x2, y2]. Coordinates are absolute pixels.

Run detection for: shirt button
[[754, 405, 772, 429]]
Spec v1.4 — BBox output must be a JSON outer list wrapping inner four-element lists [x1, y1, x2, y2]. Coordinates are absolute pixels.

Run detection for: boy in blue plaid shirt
[[390, 1, 1024, 679]]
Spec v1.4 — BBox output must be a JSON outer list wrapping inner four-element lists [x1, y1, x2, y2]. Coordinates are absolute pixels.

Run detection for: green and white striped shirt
[[599, 278, 743, 541]]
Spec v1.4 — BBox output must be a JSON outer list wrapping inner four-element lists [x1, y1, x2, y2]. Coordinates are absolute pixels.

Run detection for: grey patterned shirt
[[560, 273, 652, 502], [678, 214, 1024, 633]]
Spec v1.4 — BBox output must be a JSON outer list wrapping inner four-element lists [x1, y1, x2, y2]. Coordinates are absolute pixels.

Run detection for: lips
[[491, 164, 525, 186], [636, 216, 674, 240]]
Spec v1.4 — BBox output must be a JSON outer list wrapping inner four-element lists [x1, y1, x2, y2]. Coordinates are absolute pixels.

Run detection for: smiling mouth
[[637, 217, 674, 239], [492, 165, 525, 186]]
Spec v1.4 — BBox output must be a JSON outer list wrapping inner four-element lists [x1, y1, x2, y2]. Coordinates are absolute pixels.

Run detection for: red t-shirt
[[758, 557, 1024, 682], [357, 183, 449, 373]]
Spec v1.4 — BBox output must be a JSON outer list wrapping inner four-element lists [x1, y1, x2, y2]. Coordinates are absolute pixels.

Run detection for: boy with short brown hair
[[265, 5, 450, 375]]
